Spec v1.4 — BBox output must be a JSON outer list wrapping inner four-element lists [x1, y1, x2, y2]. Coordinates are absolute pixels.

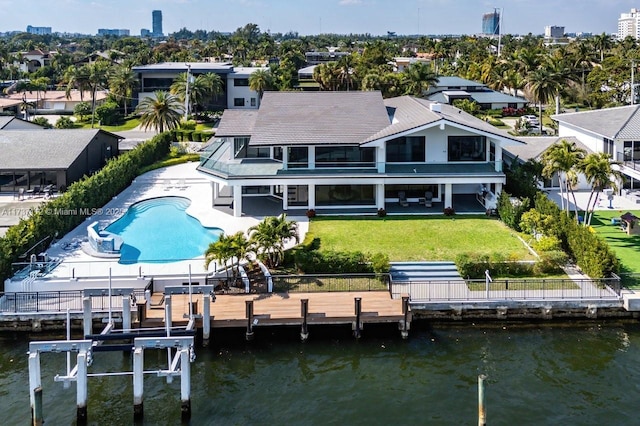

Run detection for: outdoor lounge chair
[[424, 191, 433, 207], [398, 191, 409, 207]]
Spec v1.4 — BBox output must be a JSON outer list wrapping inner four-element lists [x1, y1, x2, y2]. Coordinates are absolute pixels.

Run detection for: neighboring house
[[197, 91, 523, 217], [0, 116, 45, 130], [392, 57, 431, 72], [305, 49, 350, 66], [3, 90, 108, 113], [553, 106, 640, 194], [132, 62, 261, 110], [14, 50, 56, 73], [0, 129, 121, 193], [502, 136, 593, 189], [296, 65, 320, 91], [0, 98, 23, 114], [425, 76, 528, 110]]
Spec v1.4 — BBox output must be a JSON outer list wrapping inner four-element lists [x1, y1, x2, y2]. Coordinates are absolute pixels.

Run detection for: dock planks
[[143, 291, 407, 329]]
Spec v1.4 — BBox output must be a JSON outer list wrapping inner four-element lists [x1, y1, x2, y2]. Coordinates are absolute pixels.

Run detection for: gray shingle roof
[[0, 129, 114, 170], [249, 91, 391, 146], [503, 136, 592, 162], [552, 105, 640, 139], [215, 110, 258, 137], [0, 116, 13, 129]]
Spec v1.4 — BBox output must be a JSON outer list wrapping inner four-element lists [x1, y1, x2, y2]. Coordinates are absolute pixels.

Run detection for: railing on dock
[[272, 274, 389, 293], [0, 289, 146, 313], [393, 277, 622, 302]]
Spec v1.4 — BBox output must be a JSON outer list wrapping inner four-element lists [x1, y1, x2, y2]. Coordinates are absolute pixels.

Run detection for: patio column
[[308, 146, 315, 169], [232, 186, 242, 217], [495, 183, 503, 196], [212, 182, 219, 199], [376, 184, 385, 209], [494, 145, 503, 172], [283, 185, 289, 210], [377, 147, 385, 172], [444, 183, 453, 209], [308, 184, 316, 210]]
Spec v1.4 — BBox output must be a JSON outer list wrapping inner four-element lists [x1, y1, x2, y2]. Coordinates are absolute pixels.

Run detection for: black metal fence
[[272, 274, 389, 293], [392, 277, 622, 302], [0, 289, 146, 314]]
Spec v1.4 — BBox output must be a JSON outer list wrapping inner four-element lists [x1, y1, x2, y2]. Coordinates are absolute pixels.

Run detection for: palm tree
[[592, 33, 613, 63], [63, 65, 91, 101], [525, 66, 562, 134], [135, 91, 184, 133], [87, 62, 110, 128], [108, 65, 138, 116], [402, 62, 439, 97], [541, 140, 586, 217], [204, 233, 236, 280], [579, 153, 624, 226], [249, 214, 299, 268], [248, 68, 273, 105], [170, 72, 223, 116]]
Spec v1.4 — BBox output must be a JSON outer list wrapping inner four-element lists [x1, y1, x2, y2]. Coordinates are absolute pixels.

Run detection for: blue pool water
[[105, 197, 222, 263]]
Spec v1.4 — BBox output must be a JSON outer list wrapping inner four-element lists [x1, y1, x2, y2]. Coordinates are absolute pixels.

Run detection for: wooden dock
[[142, 291, 410, 337]]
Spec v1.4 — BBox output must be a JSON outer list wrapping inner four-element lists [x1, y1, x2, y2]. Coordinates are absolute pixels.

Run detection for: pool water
[[105, 197, 222, 264]]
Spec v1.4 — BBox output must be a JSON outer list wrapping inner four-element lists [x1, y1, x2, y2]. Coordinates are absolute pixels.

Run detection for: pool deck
[[41, 162, 309, 280]]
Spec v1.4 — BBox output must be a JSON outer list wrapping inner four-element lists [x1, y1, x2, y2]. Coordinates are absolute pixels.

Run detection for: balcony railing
[[617, 153, 640, 172]]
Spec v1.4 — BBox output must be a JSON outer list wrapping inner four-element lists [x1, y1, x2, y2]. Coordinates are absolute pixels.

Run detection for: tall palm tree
[[135, 91, 184, 133], [525, 66, 562, 133], [204, 233, 235, 280], [402, 62, 439, 97], [541, 140, 586, 217], [108, 65, 138, 116], [63, 65, 91, 101], [579, 153, 624, 226], [87, 62, 111, 128], [248, 68, 273, 105], [170, 72, 223, 116], [592, 33, 613, 63], [249, 214, 299, 268]]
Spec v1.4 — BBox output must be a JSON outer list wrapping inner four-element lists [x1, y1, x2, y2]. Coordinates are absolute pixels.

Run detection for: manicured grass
[[138, 153, 200, 174], [307, 215, 534, 261], [77, 118, 141, 131], [195, 122, 216, 131], [590, 210, 640, 275]]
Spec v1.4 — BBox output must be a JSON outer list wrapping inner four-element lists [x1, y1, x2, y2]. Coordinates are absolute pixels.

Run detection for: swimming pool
[[105, 197, 222, 264]]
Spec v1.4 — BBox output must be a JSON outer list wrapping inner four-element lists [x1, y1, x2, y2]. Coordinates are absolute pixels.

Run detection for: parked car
[[522, 115, 540, 127]]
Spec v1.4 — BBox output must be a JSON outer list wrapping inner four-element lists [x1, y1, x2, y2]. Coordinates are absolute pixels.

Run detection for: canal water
[[2, 321, 640, 425]]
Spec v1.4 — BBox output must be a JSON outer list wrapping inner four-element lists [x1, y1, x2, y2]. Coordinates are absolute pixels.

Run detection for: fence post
[[245, 300, 254, 341], [478, 374, 488, 426], [300, 299, 309, 342], [353, 297, 362, 339]]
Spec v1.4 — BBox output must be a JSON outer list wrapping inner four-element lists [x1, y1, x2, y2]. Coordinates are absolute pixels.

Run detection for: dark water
[[3, 321, 640, 425]]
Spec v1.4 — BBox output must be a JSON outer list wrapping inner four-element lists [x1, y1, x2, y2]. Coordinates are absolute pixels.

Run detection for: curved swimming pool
[[105, 197, 222, 264]]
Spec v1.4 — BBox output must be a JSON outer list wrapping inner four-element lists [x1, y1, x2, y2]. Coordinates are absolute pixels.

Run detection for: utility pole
[[632, 60, 635, 105], [497, 7, 503, 57], [184, 63, 191, 121]]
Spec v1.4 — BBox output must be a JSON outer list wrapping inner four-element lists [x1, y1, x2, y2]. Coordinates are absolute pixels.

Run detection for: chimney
[[430, 102, 442, 113]]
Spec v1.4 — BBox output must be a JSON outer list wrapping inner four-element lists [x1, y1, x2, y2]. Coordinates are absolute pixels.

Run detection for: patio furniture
[[14, 188, 25, 200], [398, 191, 409, 207], [26, 186, 40, 198], [424, 191, 433, 207]]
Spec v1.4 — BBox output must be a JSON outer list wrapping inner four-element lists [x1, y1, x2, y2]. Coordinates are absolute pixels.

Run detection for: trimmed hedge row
[[0, 132, 172, 284], [455, 251, 567, 279], [170, 129, 215, 142], [286, 235, 390, 274]]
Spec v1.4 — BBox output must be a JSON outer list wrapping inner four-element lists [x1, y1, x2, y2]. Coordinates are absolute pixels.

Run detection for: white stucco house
[[552, 106, 640, 198], [132, 62, 262, 111], [197, 91, 525, 217]]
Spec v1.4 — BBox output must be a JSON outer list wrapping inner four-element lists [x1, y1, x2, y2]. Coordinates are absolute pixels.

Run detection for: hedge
[[0, 132, 172, 284], [455, 251, 566, 279]]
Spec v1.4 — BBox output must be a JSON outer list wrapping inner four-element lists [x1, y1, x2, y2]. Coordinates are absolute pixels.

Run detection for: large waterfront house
[[197, 91, 524, 217], [132, 62, 262, 111], [552, 106, 640, 200]]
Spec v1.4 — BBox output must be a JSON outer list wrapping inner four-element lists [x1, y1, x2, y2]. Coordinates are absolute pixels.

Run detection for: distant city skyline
[[3, 0, 636, 36]]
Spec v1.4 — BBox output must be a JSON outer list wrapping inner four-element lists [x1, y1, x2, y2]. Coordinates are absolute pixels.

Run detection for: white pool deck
[[34, 162, 309, 281]]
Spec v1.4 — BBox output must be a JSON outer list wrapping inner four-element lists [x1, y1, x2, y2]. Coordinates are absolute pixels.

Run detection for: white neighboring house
[[132, 62, 261, 111], [552, 106, 640, 199], [3, 90, 108, 114], [197, 91, 524, 217]]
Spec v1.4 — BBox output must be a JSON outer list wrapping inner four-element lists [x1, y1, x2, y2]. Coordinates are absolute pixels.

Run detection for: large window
[[604, 138, 614, 157], [142, 77, 174, 91], [234, 78, 249, 86], [623, 141, 640, 161], [288, 147, 308, 168], [386, 136, 425, 162], [315, 146, 375, 167], [316, 185, 375, 206], [448, 135, 486, 161], [234, 98, 245, 107], [385, 184, 438, 199]]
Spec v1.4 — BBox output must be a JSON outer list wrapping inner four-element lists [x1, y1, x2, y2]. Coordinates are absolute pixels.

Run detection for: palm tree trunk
[[90, 86, 97, 128]]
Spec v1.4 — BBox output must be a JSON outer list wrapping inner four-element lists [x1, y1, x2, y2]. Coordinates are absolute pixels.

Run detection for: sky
[[1, 0, 637, 36]]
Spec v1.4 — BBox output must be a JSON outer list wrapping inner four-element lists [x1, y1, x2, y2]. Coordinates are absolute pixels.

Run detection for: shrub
[[95, 101, 122, 126], [377, 208, 386, 217], [192, 131, 202, 142], [533, 251, 568, 275], [294, 249, 371, 274], [533, 235, 562, 252], [74, 102, 92, 121], [497, 192, 530, 232], [370, 252, 390, 274], [179, 119, 197, 130], [443, 206, 455, 216], [32, 116, 52, 129], [55, 116, 75, 129], [306, 209, 316, 218]]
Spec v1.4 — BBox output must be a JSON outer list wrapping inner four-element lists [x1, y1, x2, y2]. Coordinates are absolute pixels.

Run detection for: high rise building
[[26, 25, 52, 35], [544, 26, 565, 39], [482, 9, 500, 36], [152, 10, 163, 37], [98, 29, 130, 37], [618, 8, 640, 40]]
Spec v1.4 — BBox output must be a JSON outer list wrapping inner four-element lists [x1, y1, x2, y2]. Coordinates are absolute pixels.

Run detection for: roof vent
[[430, 102, 442, 113]]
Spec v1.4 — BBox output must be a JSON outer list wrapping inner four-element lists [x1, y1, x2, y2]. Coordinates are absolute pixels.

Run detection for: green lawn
[[590, 210, 640, 274], [77, 117, 141, 131], [307, 215, 534, 261]]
